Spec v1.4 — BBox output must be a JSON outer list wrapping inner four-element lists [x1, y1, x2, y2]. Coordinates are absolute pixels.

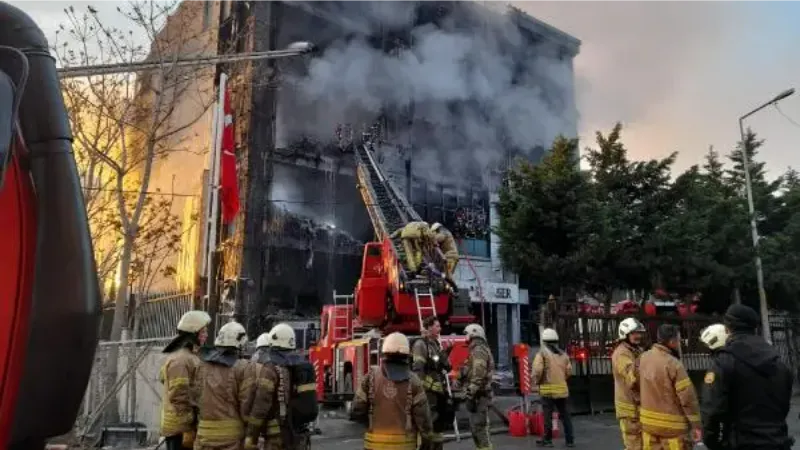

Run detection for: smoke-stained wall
[[243, 1, 579, 325]]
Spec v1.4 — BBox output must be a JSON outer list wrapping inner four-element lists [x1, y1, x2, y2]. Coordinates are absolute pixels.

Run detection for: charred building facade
[[217, 1, 579, 365]]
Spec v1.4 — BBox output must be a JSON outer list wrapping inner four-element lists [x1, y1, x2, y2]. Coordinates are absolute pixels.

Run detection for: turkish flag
[[219, 87, 239, 225]]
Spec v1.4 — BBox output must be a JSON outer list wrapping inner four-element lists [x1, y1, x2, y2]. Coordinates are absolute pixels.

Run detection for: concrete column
[[497, 303, 508, 368], [511, 303, 521, 345]]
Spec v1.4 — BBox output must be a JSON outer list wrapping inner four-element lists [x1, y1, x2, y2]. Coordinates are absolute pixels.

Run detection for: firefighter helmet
[[256, 332, 272, 349], [464, 323, 486, 341], [381, 332, 410, 355], [541, 328, 559, 342], [269, 323, 296, 350], [618, 317, 646, 340], [176, 310, 211, 333], [215, 321, 248, 348], [700, 323, 729, 350], [431, 222, 443, 232]]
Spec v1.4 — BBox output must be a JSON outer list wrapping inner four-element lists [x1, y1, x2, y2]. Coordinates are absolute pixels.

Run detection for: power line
[[774, 103, 800, 129], [58, 46, 313, 79], [80, 186, 350, 204]]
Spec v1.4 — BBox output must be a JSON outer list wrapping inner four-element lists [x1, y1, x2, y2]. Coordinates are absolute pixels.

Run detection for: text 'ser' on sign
[[0, 47, 29, 189]]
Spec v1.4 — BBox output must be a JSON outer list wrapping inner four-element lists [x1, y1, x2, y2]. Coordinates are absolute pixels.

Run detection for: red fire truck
[[309, 141, 477, 405]]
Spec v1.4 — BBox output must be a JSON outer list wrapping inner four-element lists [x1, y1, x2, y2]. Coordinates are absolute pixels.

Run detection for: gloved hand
[[181, 431, 196, 448], [244, 436, 259, 450]]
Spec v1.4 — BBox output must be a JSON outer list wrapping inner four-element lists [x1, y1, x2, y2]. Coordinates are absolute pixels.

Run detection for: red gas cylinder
[[507, 409, 528, 437], [529, 410, 561, 438]]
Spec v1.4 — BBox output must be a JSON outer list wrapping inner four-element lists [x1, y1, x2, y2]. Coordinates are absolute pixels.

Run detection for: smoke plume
[[278, 1, 578, 186]]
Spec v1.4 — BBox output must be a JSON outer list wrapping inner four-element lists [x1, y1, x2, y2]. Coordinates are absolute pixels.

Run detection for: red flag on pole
[[219, 87, 239, 225]]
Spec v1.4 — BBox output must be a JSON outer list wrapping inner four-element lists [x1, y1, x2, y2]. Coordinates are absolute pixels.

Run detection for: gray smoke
[[278, 1, 578, 186]]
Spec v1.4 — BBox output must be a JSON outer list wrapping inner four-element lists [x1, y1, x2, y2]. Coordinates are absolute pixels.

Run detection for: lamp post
[[738, 88, 795, 342]]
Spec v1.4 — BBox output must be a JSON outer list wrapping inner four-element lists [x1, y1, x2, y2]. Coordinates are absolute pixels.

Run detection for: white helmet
[[431, 222, 443, 232], [541, 328, 559, 342], [177, 310, 211, 333], [215, 321, 248, 348], [269, 323, 296, 350], [256, 332, 272, 349], [618, 317, 645, 340], [700, 323, 729, 350], [464, 323, 486, 341], [381, 332, 410, 355]]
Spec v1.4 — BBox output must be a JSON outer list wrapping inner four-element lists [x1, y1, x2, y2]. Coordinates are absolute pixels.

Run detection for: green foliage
[[497, 124, 800, 312]]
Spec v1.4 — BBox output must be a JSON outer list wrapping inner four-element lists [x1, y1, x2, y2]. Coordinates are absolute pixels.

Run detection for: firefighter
[[639, 324, 702, 450], [701, 305, 794, 450], [159, 310, 211, 450], [412, 316, 451, 450], [350, 332, 433, 450], [612, 317, 646, 450], [532, 328, 575, 448], [195, 321, 255, 450], [430, 222, 458, 282], [245, 331, 280, 450], [698, 323, 729, 450], [461, 323, 495, 450], [389, 221, 431, 274]]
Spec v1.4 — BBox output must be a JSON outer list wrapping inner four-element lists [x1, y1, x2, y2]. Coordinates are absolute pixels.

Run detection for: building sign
[[463, 281, 524, 304]]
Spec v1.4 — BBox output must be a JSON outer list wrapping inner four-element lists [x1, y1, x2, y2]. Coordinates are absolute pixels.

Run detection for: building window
[[458, 238, 490, 258]]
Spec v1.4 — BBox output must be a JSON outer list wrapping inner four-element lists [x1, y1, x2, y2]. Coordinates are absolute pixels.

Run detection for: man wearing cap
[[701, 304, 793, 450]]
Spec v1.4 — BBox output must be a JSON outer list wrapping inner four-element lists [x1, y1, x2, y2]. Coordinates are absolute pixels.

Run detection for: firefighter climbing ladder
[[414, 288, 437, 331]]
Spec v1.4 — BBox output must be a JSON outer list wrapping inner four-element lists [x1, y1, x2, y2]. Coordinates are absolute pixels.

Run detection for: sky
[[9, 0, 800, 179]]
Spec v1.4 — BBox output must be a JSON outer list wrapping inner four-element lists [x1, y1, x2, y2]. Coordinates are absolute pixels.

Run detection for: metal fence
[[75, 337, 173, 446], [101, 291, 194, 340]]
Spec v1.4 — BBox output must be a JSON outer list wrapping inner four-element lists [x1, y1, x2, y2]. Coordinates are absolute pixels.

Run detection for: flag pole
[[205, 72, 227, 298]]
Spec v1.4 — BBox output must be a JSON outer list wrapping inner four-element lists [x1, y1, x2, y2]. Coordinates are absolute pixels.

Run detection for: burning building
[[207, 1, 580, 365]]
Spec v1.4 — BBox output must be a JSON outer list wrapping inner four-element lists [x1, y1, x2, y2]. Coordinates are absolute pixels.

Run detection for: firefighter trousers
[[445, 257, 458, 279], [541, 397, 574, 444], [401, 238, 423, 273], [619, 418, 642, 450], [163, 434, 185, 450], [420, 391, 444, 450], [468, 396, 492, 450], [642, 431, 691, 450]]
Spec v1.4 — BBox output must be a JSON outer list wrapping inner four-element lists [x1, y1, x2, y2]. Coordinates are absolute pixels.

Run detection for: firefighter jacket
[[245, 360, 281, 440], [639, 344, 701, 438], [159, 347, 201, 437], [194, 348, 258, 448], [434, 229, 458, 258], [461, 338, 494, 399], [411, 337, 449, 394], [532, 343, 571, 399], [701, 333, 794, 450], [351, 364, 433, 450], [391, 221, 431, 241], [611, 341, 643, 420]]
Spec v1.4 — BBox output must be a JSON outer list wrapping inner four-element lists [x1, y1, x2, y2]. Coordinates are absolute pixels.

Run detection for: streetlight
[[738, 87, 795, 342], [57, 41, 315, 79]]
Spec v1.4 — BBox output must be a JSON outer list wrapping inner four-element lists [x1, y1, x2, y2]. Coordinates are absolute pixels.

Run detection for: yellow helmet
[[464, 323, 486, 341], [381, 332, 410, 355], [268, 323, 296, 350], [176, 310, 211, 333]]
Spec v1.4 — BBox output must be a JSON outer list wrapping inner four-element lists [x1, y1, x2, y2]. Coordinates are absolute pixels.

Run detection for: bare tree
[[56, 0, 216, 421]]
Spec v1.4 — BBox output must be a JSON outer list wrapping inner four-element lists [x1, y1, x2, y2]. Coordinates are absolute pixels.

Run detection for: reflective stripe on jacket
[[532, 347, 571, 399], [612, 341, 643, 419], [159, 347, 200, 437], [639, 344, 701, 438]]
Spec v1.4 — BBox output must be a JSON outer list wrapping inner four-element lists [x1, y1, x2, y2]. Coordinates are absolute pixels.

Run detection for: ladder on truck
[[414, 287, 437, 331], [332, 290, 354, 340]]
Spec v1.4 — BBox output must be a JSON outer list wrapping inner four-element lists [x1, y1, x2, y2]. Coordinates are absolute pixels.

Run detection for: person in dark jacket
[[700, 304, 794, 450]]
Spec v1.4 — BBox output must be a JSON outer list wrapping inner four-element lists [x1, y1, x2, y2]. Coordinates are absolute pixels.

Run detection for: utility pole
[[737, 88, 795, 343]]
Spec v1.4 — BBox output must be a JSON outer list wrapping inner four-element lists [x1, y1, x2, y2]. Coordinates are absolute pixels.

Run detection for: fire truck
[[0, 3, 102, 448], [309, 140, 478, 405]]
